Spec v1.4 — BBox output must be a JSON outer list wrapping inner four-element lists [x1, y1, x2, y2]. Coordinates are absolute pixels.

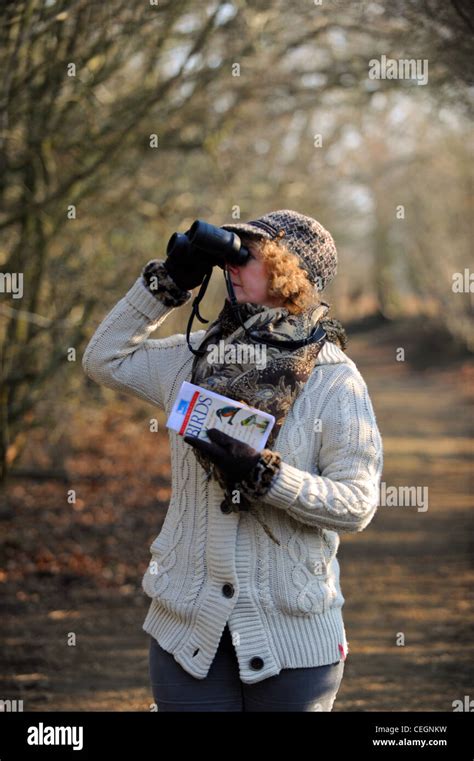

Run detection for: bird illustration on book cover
[[215, 405, 241, 425], [240, 414, 270, 432]]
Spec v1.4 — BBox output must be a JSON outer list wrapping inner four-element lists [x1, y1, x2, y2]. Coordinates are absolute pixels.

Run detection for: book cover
[[166, 381, 275, 451]]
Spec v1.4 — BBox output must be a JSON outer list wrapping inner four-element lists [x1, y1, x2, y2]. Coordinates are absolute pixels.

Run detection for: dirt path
[[1, 322, 473, 711], [335, 324, 473, 711]]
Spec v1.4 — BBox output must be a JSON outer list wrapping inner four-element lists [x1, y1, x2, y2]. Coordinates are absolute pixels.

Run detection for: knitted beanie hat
[[221, 209, 337, 292]]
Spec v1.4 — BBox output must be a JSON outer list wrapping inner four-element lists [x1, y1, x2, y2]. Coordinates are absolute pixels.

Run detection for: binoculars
[[166, 219, 251, 269], [174, 218, 328, 357]]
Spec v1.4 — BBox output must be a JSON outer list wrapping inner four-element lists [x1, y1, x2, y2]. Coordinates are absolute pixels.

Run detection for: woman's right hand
[[163, 235, 214, 290]]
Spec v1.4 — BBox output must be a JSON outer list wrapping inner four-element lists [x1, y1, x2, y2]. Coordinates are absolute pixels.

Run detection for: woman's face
[[225, 238, 282, 307]]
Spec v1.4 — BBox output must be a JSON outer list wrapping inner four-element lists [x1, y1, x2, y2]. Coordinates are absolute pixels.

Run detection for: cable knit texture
[[82, 272, 384, 684]]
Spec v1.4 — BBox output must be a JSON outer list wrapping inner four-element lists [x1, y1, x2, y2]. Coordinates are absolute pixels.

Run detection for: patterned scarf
[[190, 296, 346, 500]]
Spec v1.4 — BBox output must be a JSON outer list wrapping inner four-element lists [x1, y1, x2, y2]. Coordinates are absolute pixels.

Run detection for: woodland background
[[0, 0, 472, 711]]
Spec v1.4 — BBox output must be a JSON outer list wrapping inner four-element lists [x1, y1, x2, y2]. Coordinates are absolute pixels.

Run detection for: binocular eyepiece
[[166, 219, 251, 269]]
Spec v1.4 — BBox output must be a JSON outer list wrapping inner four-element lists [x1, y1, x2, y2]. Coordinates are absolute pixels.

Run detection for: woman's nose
[[227, 263, 240, 275]]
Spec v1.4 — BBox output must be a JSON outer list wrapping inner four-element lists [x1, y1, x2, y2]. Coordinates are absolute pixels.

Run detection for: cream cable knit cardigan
[[82, 273, 384, 684]]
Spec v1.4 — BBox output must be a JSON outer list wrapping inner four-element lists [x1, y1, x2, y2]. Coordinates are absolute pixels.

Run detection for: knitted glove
[[142, 260, 193, 307], [185, 428, 259, 484], [236, 447, 282, 500], [184, 428, 282, 497]]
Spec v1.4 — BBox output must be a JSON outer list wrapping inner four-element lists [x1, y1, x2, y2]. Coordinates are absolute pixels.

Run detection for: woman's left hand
[[184, 428, 260, 485]]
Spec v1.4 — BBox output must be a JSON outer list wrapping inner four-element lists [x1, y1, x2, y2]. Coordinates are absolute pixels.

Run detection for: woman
[[82, 209, 383, 712]]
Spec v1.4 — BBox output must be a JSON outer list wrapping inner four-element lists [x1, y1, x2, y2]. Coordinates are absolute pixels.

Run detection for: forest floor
[[1, 318, 473, 711]]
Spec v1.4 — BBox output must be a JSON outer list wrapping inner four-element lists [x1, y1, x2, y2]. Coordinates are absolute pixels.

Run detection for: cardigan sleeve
[[82, 267, 201, 410], [255, 369, 383, 534]]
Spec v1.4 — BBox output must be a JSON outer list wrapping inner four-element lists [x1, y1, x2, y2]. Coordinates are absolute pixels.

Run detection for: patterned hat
[[221, 209, 337, 292]]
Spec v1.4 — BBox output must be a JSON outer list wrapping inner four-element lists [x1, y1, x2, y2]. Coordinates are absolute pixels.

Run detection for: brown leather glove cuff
[[142, 260, 192, 307], [236, 449, 282, 500]]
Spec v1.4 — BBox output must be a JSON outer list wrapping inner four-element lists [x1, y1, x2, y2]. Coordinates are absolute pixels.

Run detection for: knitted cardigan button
[[250, 656, 264, 670], [222, 583, 234, 598], [220, 499, 233, 514]]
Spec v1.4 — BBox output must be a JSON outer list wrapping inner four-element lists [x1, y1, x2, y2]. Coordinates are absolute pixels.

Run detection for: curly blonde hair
[[242, 234, 318, 314]]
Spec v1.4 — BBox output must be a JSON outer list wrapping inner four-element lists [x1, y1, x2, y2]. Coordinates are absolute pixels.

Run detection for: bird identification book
[[166, 381, 275, 451]]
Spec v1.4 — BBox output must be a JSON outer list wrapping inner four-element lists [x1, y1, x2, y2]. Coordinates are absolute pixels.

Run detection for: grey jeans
[[148, 624, 345, 712]]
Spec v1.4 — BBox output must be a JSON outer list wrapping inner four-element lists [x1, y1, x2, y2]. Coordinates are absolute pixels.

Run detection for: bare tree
[[0, 0, 471, 479]]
